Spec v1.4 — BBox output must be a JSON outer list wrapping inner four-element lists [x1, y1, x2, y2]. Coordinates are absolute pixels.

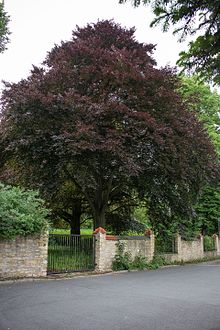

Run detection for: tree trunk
[[94, 208, 106, 230], [85, 174, 113, 231], [70, 216, 81, 235], [70, 201, 82, 235]]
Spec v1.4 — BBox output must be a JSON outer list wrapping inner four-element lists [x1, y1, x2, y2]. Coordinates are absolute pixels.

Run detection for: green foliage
[[120, 0, 220, 84], [119, 230, 144, 237], [106, 211, 145, 235], [179, 76, 220, 236], [203, 235, 215, 252], [178, 76, 220, 143], [148, 255, 167, 269], [0, 2, 10, 53], [132, 255, 148, 270], [178, 35, 220, 85], [50, 228, 70, 235], [195, 186, 220, 235], [50, 228, 92, 235], [112, 241, 168, 271], [52, 217, 70, 230], [155, 235, 175, 253], [0, 183, 50, 239], [112, 241, 132, 271], [133, 206, 150, 226]]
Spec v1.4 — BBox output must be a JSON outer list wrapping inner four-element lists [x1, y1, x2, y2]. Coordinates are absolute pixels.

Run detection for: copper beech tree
[[0, 20, 218, 230]]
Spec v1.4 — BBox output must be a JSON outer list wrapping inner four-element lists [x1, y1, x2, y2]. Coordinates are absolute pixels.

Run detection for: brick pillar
[[144, 229, 154, 261], [93, 227, 106, 272]]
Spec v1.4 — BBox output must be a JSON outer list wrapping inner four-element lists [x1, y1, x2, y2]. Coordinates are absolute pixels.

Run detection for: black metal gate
[[155, 236, 177, 254], [47, 234, 95, 274]]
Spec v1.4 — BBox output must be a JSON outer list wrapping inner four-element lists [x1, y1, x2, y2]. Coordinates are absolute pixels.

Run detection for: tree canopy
[[179, 76, 220, 235], [179, 76, 220, 156], [119, 0, 220, 85], [0, 1, 10, 53], [0, 20, 218, 231]]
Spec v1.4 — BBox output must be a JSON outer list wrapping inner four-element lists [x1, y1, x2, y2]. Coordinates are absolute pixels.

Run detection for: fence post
[[93, 227, 106, 272]]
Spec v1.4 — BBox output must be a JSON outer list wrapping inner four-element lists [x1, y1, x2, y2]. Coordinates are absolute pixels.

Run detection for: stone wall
[[0, 233, 48, 279], [160, 234, 220, 263], [180, 237, 204, 261], [2, 230, 219, 279], [203, 235, 220, 258], [94, 227, 154, 272], [94, 229, 220, 272]]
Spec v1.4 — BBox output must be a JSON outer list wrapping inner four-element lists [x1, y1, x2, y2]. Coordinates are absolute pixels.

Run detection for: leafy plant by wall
[[0, 183, 50, 239], [112, 241, 167, 271], [112, 241, 132, 270]]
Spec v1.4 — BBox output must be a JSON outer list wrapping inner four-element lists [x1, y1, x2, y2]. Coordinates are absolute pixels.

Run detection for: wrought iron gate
[[47, 234, 95, 274]]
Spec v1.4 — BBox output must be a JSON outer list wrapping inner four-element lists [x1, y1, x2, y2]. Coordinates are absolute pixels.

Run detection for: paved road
[[1, 261, 220, 330]]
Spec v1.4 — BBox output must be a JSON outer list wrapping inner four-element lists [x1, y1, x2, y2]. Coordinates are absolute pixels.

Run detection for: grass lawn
[[48, 248, 94, 273], [50, 228, 93, 235]]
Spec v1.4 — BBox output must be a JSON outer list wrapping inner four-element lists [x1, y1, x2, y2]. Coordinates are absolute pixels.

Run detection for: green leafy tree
[[195, 186, 220, 235], [0, 183, 50, 239], [119, 0, 220, 84], [0, 20, 218, 230], [179, 75, 220, 234], [0, 156, 89, 235], [179, 76, 220, 124], [0, 1, 10, 53]]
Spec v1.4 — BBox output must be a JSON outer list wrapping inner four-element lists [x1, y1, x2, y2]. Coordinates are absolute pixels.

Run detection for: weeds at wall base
[[112, 241, 220, 272], [112, 241, 169, 271], [170, 255, 220, 266]]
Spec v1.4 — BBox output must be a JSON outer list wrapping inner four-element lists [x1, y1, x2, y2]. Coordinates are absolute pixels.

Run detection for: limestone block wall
[[203, 235, 220, 258], [180, 237, 204, 261], [161, 234, 220, 263], [94, 229, 220, 272], [0, 234, 48, 279], [159, 235, 203, 263], [94, 228, 154, 272], [122, 237, 154, 262]]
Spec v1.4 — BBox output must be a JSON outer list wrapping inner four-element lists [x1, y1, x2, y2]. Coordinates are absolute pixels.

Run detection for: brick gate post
[[93, 227, 107, 272]]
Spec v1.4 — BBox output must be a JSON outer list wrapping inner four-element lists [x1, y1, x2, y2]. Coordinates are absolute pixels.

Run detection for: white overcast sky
[[0, 0, 188, 93]]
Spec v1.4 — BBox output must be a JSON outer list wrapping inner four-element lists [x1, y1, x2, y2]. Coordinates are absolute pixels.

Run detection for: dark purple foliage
[[0, 20, 218, 228]]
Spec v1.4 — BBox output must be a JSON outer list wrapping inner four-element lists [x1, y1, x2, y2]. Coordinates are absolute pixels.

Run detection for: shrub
[[148, 255, 167, 269], [112, 241, 132, 271], [112, 241, 168, 271], [132, 255, 148, 270], [203, 235, 215, 251], [119, 231, 144, 237], [0, 183, 50, 239]]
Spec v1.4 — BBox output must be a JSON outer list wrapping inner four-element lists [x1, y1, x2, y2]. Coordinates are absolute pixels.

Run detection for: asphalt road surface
[[1, 260, 220, 330]]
